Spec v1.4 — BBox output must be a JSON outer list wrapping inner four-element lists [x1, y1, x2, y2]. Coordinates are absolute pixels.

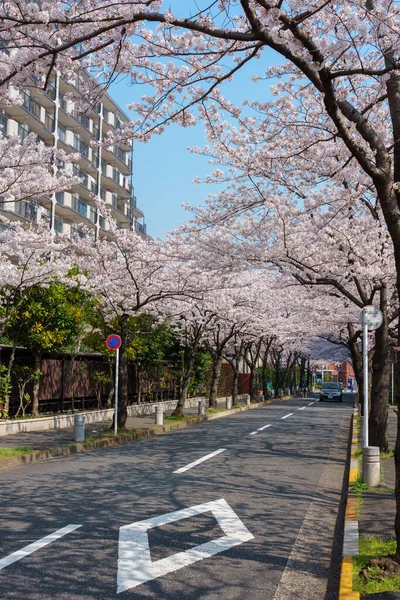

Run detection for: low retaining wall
[[0, 394, 249, 437]]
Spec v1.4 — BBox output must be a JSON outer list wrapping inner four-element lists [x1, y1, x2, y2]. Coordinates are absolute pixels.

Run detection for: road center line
[[281, 413, 293, 420], [258, 424, 272, 431], [298, 407, 306, 410], [173, 449, 226, 474], [249, 431, 258, 436], [308, 402, 315, 406], [0, 524, 82, 571]]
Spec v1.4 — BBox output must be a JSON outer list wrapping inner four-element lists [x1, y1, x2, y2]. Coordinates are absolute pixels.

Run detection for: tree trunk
[[369, 286, 390, 451], [116, 315, 129, 430], [249, 366, 256, 401], [31, 351, 42, 418], [262, 358, 268, 400], [232, 364, 239, 404], [306, 359, 311, 388], [171, 347, 197, 417], [4, 336, 18, 413], [299, 357, 306, 389], [274, 352, 282, 398], [209, 354, 223, 408]]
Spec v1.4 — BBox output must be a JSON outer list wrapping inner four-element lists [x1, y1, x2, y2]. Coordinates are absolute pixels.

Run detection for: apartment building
[[0, 72, 147, 238]]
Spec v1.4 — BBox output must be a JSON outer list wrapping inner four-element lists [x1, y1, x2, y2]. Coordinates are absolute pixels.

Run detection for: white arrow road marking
[[258, 424, 272, 431], [281, 413, 293, 420], [173, 449, 226, 474], [117, 498, 254, 594], [0, 524, 82, 570]]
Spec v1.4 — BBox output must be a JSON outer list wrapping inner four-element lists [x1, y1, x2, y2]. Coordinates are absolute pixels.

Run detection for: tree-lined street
[[0, 396, 352, 599]]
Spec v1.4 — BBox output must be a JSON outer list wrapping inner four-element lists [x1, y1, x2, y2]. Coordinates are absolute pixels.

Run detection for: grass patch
[[353, 536, 400, 595], [164, 415, 186, 422], [354, 446, 362, 459], [381, 448, 394, 459], [232, 404, 241, 409], [0, 446, 32, 457], [206, 408, 224, 414], [353, 478, 369, 491]]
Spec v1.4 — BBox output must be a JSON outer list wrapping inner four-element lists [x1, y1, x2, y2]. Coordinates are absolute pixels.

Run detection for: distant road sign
[[106, 334, 122, 350]]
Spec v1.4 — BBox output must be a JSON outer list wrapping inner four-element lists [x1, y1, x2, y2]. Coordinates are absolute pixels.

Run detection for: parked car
[[319, 382, 343, 402]]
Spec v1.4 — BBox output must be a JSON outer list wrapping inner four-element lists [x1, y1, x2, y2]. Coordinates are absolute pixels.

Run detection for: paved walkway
[[0, 399, 238, 451], [360, 407, 400, 600]]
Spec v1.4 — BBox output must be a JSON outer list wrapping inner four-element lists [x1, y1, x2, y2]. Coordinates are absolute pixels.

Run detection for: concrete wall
[[0, 395, 249, 437]]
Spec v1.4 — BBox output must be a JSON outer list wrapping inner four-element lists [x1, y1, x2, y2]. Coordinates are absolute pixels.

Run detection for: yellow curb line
[[339, 557, 360, 600], [338, 410, 360, 600]]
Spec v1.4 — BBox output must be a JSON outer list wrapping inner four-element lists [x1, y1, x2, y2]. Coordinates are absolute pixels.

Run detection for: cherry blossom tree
[[68, 225, 204, 429], [0, 222, 69, 342], [0, 132, 77, 206]]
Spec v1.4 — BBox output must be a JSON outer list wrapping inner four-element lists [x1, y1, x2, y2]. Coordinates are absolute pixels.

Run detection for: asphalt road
[[0, 394, 353, 600]]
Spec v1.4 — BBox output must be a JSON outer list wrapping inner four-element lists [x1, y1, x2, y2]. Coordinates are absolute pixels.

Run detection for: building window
[[45, 112, 55, 133], [18, 123, 29, 142], [55, 191, 64, 205], [0, 113, 7, 134], [57, 124, 66, 143], [54, 217, 63, 234]]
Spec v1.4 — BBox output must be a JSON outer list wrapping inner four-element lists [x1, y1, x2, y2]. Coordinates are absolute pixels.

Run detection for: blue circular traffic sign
[[106, 334, 122, 350]]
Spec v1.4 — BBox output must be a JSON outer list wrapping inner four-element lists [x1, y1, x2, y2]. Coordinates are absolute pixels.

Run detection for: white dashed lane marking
[[258, 424, 272, 431], [0, 525, 82, 570], [281, 413, 293, 420], [173, 449, 226, 473]]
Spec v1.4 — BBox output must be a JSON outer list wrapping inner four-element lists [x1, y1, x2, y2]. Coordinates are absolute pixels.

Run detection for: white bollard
[[198, 399, 205, 416], [246, 395, 251, 407], [155, 405, 164, 426], [226, 397, 232, 410], [74, 414, 85, 442], [362, 446, 380, 487]]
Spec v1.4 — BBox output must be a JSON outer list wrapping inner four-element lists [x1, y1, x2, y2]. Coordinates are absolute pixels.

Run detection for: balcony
[[72, 195, 88, 218], [114, 146, 127, 164], [72, 165, 89, 190], [112, 195, 126, 215], [93, 124, 100, 141], [74, 113, 90, 132], [45, 82, 56, 101], [15, 200, 38, 222], [73, 137, 90, 160], [20, 91, 42, 121], [71, 226, 86, 239], [135, 221, 147, 235]]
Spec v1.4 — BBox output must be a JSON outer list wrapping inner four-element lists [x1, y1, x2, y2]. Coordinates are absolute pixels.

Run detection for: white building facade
[[0, 72, 147, 238]]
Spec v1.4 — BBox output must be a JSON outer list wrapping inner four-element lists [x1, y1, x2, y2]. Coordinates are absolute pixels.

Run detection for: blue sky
[[111, 47, 278, 238]]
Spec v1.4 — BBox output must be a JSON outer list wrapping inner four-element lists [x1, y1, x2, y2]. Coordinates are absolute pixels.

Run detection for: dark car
[[319, 382, 343, 402]]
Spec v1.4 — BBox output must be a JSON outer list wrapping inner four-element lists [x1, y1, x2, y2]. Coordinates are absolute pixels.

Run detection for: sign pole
[[105, 334, 122, 436], [114, 347, 119, 436], [362, 310, 369, 448]]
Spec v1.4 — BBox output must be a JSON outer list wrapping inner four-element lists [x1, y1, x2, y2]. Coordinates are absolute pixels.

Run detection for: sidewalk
[[0, 396, 282, 469], [359, 407, 400, 600], [0, 406, 199, 450]]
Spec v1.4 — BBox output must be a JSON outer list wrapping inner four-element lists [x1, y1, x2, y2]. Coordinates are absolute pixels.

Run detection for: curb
[[339, 406, 360, 600], [0, 396, 292, 471]]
